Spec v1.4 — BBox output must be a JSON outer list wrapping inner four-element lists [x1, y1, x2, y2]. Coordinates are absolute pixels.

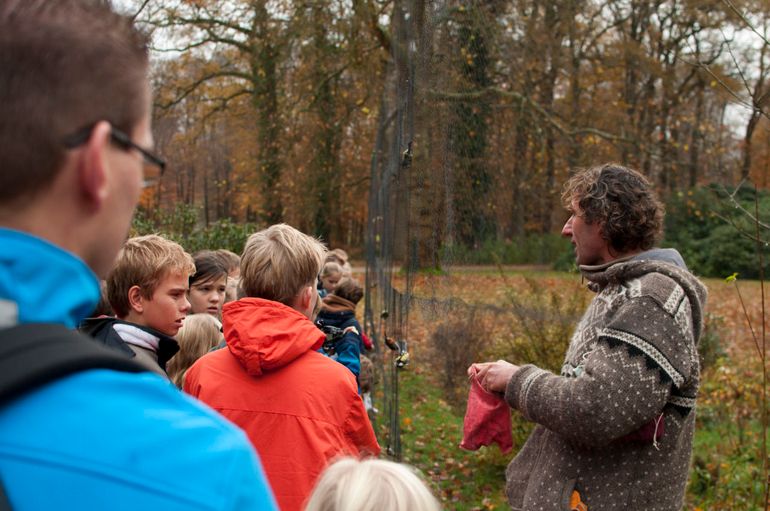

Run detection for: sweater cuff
[[505, 364, 549, 420]]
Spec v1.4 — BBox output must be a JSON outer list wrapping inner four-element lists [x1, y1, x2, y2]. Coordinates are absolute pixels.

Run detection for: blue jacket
[[316, 309, 362, 382], [0, 229, 277, 511]]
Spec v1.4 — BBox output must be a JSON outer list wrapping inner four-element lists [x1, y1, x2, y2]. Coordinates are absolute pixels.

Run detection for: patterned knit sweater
[[504, 254, 707, 511]]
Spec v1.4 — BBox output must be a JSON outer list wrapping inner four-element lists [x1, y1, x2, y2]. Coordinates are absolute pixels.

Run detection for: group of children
[[78, 225, 439, 511]]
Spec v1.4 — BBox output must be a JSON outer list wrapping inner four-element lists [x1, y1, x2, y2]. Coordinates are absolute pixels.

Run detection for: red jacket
[[184, 298, 379, 511]]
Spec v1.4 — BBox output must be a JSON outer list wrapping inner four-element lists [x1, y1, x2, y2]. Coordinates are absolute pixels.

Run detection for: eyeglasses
[[62, 124, 166, 188]]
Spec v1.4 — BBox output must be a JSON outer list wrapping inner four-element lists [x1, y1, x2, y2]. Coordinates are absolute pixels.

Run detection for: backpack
[[0, 323, 147, 510]]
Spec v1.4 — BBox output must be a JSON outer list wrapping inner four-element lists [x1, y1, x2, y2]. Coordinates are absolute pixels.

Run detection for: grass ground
[[376, 268, 768, 510]]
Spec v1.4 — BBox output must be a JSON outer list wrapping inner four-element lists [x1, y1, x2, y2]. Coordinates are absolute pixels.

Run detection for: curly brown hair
[[561, 163, 664, 254]]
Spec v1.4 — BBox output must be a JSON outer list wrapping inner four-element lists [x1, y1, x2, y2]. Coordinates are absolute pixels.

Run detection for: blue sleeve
[[334, 333, 361, 380], [225, 439, 278, 510]]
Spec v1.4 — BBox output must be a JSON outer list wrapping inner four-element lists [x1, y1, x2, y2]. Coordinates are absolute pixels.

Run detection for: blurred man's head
[[0, 0, 153, 276]]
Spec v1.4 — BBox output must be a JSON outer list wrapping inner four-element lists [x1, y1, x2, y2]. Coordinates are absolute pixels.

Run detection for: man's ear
[[78, 121, 112, 209], [127, 285, 144, 314]]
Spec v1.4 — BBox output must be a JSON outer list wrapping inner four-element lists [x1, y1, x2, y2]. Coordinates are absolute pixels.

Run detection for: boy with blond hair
[[185, 224, 380, 511], [81, 235, 194, 377]]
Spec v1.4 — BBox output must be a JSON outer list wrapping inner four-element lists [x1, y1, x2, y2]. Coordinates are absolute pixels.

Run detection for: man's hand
[[467, 360, 520, 393]]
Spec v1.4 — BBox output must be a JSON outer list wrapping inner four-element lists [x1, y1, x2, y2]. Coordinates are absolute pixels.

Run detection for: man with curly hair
[[470, 163, 707, 511]]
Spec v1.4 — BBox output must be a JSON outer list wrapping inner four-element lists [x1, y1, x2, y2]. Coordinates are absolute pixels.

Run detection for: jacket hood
[[223, 298, 325, 376], [582, 255, 708, 343], [320, 294, 357, 314], [631, 248, 688, 269]]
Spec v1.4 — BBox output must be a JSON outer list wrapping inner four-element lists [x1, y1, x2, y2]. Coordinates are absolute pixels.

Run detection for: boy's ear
[[77, 121, 112, 209], [300, 285, 314, 310], [127, 285, 145, 314], [291, 285, 316, 319]]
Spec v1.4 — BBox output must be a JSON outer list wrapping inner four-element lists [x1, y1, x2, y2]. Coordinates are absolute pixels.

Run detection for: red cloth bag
[[459, 377, 513, 454]]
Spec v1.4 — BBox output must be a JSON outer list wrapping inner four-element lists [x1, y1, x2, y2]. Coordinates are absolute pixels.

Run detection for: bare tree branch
[[428, 87, 636, 144], [721, 0, 770, 46]]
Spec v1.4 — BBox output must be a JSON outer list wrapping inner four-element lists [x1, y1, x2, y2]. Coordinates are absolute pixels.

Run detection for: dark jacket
[[316, 296, 363, 381], [79, 317, 179, 378]]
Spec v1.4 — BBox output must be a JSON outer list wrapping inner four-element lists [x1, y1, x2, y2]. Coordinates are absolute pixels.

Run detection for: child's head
[[188, 251, 229, 319], [320, 261, 343, 294], [215, 249, 241, 278], [240, 224, 326, 317], [305, 457, 442, 511], [107, 235, 195, 336], [332, 278, 363, 305], [224, 276, 240, 304], [326, 248, 349, 265], [167, 313, 224, 388]]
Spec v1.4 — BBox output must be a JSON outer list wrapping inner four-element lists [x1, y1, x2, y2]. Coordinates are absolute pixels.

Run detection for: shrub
[[131, 203, 259, 254], [439, 234, 572, 267], [429, 306, 487, 410], [486, 276, 588, 373], [698, 313, 726, 371], [664, 185, 770, 279]]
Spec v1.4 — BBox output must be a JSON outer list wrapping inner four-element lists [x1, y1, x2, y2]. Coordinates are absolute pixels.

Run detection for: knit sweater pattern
[[504, 258, 707, 511]]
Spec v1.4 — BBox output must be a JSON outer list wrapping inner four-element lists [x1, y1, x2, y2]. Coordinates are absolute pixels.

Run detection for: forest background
[[129, 0, 770, 280], [124, 1, 770, 508]]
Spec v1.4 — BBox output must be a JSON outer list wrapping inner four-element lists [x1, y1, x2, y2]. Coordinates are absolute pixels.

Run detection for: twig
[[131, 0, 152, 21], [755, 182, 769, 511], [720, 0, 770, 47], [729, 277, 762, 359]]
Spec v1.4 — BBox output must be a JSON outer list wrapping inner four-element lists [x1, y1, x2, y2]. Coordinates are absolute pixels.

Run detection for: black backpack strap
[[0, 323, 148, 406], [0, 476, 10, 511]]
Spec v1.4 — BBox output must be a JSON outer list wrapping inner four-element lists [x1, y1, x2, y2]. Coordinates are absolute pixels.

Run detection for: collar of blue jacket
[[0, 228, 99, 328]]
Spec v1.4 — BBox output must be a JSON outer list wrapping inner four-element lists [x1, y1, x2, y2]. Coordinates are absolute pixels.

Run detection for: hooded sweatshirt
[[185, 298, 380, 511], [504, 250, 707, 510]]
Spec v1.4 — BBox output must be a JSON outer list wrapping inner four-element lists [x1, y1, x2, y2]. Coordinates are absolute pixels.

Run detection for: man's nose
[[561, 216, 573, 237]]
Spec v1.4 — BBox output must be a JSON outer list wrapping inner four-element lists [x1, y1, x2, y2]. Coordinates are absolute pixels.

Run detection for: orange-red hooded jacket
[[184, 298, 379, 511]]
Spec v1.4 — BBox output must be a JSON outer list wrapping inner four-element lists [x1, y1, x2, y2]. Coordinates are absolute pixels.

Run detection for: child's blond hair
[[167, 313, 224, 388], [321, 261, 342, 278], [305, 457, 442, 511], [240, 224, 326, 306], [326, 248, 349, 264], [107, 235, 195, 318], [326, 249, 352, 277]]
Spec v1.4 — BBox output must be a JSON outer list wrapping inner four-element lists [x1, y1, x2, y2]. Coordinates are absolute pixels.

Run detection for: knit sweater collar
[[580, 248, 688, 290]]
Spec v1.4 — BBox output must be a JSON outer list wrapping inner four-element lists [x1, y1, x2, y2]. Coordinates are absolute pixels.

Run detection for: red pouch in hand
[[460, 377, 513, 454]]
